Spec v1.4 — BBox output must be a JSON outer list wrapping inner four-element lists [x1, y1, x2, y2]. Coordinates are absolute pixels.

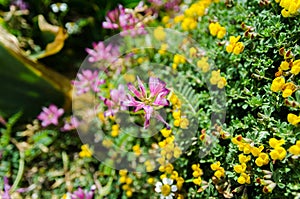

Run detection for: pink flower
[[102, 4, 147, 37], [2, 177, 11, 199], [85, 41, 119, 63], [72, 70, 105, 95], [123, 76, 170, 128], [37, 104, 64, 127], [100, 84, 127, 117], [61, 116, 79, 131], [70, 186, 95, 199]]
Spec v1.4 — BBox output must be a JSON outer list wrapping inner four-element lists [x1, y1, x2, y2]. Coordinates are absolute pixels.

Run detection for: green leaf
[[0, 27, 72, 119]]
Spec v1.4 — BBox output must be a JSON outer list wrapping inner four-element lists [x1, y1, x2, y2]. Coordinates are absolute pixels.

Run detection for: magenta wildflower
[[70, 186, 95, 199], [100, 84, 127, 117], [37, 104, 64, 127], [61, 116, 79, 132], [2, 177, 11, 199], [85, 41, 119, 63], [123, 76, 170, 128], [72, 70, 105, 95], [11, 0, 29, 10], [102, 4, 147, 37]]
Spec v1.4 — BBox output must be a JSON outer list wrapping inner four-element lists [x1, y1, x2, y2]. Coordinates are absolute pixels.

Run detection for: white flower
[[155, 178, 178, 199]]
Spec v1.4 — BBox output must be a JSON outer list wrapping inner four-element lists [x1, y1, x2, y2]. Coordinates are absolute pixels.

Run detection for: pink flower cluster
[[100, 84, 127, 117], [102, 3, 147, 37], [85, 41, 119, 63], [72, 69, 105, 95]]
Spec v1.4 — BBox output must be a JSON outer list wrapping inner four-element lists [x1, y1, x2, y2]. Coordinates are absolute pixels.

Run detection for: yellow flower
[[132, 144, 142, 156], [239, 154, 251, 164], [154, 26, 166, 41], [217, 77, 227, 89], [180, 118, 189, 129], [288, 145, 300, 155], [189, 47, 197, 57], [242, 143, 252, 154], [79, 144, 93, 158], [251, 145, 264, 157], [255, 153, 269, 167], [119, 169, 128, 176], [173, 54, 186, 65], [229, 35, 241, 43], [174, 15, 184, 23], [270, 77, 285, 92], [280, 61, 290, 70], [288, 113, 300, 125], [161, 128, 172, 138], [291, 60, 300, 75], [193, 177, 202, 185], [232, 42, 245, 55], [197, 57, 210, 73], [181, 17, 197, 31], [111, 124, 119, 137], [172, 110, 181, 119], [214, 168, 224, 179], [234, 163, 247, 173], [210, 70, 222, 85], [210, 161, 221, 171], [269, 138, 285, 148], [192, 164, 203, 177], [174, 119, 180, 127], [209, 22, 221, 36], [270, 147, 287, 161], [217, 27, 226, 39], [237, 173, 250, 184], [282, 82, 296, 98], [226, 36, 244, 55], [226, 44, 234, 53], [281, 9, 290, 17], [176, 177, 184, 190]]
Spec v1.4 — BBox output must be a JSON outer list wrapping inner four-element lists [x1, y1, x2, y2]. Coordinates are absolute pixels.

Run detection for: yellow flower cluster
[[197, 57, 210, 73], [208, 22, 226, 39], [111, 124, 120, 137], [209, 70, 227, 89], [172, 110, 189, 129], [271, 77, 297, 98], [119, 170, 134, 197], [237, 173, 251, 184], [159, 165, 185, 191], [226, 35, 244, 55], [158, 136, 182, 160], [232, 135, 267, 160], [170, 93, 189, 129], [210, 161, 225, 179], [288, 140, 300, 156], [233, 154, 251, 184], [191, 163, 203, 186], [79, 144, 93, 158], [269, 138, 286, 161], [154, 26, 166, 41], [158, 43, 168, 55], [287, 113, 300, 125], [255, 153, 269, 167], [172, 54, 186, 70], [174, 0, 219, 31], [275, 0, 300, 17], [132, 144, 142, 156]]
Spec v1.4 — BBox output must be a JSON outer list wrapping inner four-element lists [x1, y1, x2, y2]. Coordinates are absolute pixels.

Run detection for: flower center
[[161, 184, 171, 196], [143, 97, 152, 105]]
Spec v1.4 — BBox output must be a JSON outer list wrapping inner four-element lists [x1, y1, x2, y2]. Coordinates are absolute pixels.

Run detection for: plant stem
[[10, 150, 25, 193]]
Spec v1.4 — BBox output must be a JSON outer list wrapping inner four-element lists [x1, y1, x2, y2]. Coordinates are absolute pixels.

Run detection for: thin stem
[[10, 150, 25, 193]]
